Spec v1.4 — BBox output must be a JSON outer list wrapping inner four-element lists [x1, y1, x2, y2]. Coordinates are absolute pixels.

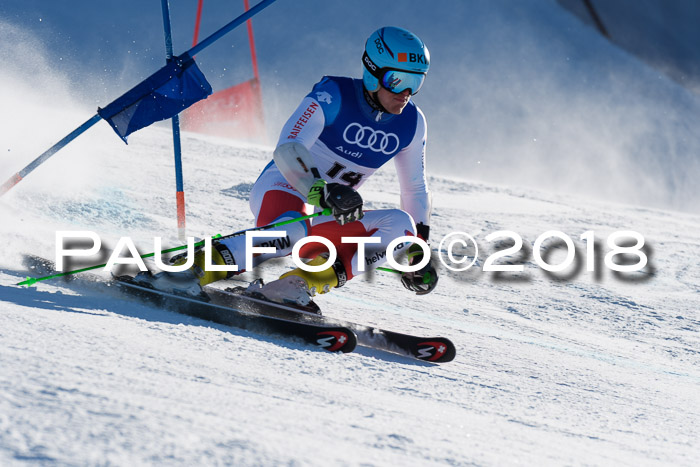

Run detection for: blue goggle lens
[[381, 70, 426, 95]]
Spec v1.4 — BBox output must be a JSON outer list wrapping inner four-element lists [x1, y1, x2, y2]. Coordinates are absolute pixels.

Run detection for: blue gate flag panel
[[98, 54, 212, 142]]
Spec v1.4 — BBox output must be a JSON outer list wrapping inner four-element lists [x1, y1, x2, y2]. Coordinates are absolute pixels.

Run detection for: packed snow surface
[[1, 127, 699, 465], [2, 0, 700, 465]]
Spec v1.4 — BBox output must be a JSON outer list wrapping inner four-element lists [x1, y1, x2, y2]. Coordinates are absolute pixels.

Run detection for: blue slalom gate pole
[[0, 114, 102, 196], [160, 0, 188, 241], [172, 115, 186, 239]]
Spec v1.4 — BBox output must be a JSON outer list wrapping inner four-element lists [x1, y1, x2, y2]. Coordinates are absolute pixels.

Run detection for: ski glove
[[308, 179, 364, 225], [401, 243, 439, 295]]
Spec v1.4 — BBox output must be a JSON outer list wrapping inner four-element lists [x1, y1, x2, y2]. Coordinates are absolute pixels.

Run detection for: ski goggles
[[380, 69, 426, 95], [363, 52, 427, 95]]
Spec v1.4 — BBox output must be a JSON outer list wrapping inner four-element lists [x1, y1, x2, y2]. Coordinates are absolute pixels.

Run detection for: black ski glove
[[401, 243, 438, 295], [308, 179, 364, 225]]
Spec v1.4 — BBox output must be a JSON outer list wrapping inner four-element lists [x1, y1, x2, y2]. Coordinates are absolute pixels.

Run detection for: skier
[[138, 26, 438, 305]]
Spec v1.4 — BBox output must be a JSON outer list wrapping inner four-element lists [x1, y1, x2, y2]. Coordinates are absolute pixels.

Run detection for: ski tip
[[315, 328, 357, 353], [415, 338, 456, 363]]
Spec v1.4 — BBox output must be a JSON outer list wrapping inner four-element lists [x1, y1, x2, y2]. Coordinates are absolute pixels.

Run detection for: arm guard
[[273, 141, 317, 195]]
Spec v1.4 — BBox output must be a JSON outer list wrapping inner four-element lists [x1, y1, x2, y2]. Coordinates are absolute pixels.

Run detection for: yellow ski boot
[[171, 242, 238, 286]]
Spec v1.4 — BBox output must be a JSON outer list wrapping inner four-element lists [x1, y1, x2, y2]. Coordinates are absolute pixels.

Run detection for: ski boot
[[249, 255, 347, 306], [133, 242, 238, 298]]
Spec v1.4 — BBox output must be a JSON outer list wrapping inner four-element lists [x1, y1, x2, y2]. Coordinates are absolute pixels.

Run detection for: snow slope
[[2, 1, 700, 465], [1, 127, 700, 465]]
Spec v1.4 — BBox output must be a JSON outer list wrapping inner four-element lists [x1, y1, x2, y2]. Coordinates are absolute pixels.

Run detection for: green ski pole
[[17, 208, 332, 287]]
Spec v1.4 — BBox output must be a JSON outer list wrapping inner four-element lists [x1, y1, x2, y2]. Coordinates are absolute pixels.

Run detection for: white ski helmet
[[362, 26, 430, 95]]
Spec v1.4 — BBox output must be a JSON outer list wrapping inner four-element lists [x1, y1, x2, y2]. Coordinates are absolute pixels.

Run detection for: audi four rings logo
[[342, 123, 400, 154]]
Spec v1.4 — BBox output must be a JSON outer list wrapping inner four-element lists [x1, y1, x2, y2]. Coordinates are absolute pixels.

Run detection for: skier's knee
[[389, 209, 417, 237]]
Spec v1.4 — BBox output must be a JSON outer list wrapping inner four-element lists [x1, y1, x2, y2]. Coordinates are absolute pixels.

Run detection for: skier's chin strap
[[363, 86, 389, 116]]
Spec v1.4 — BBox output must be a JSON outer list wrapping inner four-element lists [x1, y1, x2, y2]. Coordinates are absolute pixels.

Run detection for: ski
[[113, 275, 357, 353], [20, 255, 356, 353], [350, 326, 455, 363], [214, 285, 456, 363], [21, 255, 454, 361]]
